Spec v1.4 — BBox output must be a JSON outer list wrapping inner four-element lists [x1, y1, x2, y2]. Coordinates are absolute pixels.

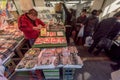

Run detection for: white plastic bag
[[84, 36, 93, 47], [77, 26, 84, 37]]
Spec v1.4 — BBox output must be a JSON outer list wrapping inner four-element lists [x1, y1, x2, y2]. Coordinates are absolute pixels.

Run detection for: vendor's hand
[[38, 25, 42, 28], [33, 25, 42, 30], [33, 27, 39, 30]]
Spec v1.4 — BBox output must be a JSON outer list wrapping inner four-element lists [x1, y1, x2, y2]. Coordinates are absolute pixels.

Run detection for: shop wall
[[91, 0, 104, 10], [34, 0, 45, 7], [76, 2, 91, 18], [76, 3, 84, 18], [100, 0, 120, 19], [91, 0, 120, 20], [19, 0, 33, 11]]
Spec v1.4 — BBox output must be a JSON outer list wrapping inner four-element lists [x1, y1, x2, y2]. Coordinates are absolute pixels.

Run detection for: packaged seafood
[[17, 63, 25, 69], [25, 60, 37, 69], [55, 48, 62, 54], [1, 43, 13, 48], [57, 31, 64, 36], [68, 46, 78, 54]]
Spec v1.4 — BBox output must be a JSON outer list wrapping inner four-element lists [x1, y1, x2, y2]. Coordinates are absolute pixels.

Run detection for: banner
[[19, 0, 33, 11]]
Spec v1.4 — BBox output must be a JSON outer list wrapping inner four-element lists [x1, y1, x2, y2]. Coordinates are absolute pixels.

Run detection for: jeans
[[29, 39, 35, 47]]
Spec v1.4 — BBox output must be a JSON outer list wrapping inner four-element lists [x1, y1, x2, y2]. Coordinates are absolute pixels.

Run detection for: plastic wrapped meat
[[41, 49, 55, 57], [0, 39, 7, 43], [68, 46, 78, 53], [38, 56, 55, 65], [49, 32, 56, 36], [55, 48, 62, 54], [54, 55, 59, 66], [38, 49, 56, 66], [57, 31, 64, 36], [0, 48, 8, 54], [24, 54, 34, 60], [1, 43, 13, 48], [6, 40, 16, 44], [25, 60, 36, 69], [17, 63, 25, 69], [61, 56, 70, 65]]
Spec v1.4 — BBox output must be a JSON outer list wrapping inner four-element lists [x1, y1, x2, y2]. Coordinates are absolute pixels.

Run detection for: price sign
[[40, 28, 47, 36]]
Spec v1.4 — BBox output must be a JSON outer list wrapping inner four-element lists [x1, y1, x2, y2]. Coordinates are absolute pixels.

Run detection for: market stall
[[0, 23, 25, 78], [15, 22, 83, 80]]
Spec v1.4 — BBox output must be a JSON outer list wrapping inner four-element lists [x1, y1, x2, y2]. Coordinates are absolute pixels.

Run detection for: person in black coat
[[83, 10, 99, 44], [75, 9, 87, 45], [62, 3, 72, 25], [88, 11, 120, 55], [76, 9, 87, 24], [62, 3, 73, 44]]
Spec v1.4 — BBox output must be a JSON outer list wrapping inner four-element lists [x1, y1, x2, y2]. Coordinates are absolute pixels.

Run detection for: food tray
[[63, 55, 83, 68], [15, 59, 37, 72], [39, 31, 65, 37], [33, 37, 67, 48], [15, 48, 40, 71], [63, 64, 83, 68], [0, 48, 10, 56], [35, 64, 56, 69], [15, 66, 36, 72]]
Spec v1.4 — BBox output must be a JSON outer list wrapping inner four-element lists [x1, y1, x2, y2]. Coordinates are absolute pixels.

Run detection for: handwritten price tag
[[40, 28, 47, 36]]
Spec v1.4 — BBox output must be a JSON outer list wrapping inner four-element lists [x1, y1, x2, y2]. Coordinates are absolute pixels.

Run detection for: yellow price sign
[[1, 0, 7, 9], [40, 28, 47, 36]]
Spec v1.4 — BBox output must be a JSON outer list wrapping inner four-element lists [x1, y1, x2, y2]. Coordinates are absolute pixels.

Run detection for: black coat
[[84, 15, 99, 36], [107, 21, 120, 40], [76, 15, 87, 24], [62, 4, 72, 25], [93, 17, 120, 40]]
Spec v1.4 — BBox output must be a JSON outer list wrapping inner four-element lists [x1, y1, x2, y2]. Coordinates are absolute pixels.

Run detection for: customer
[[88, 11, 120, 55], [75, 9, 87, 45], [76, 9, 87, 24], [62, 3, 72, 44], [18, 9, 45, 46], [83, 9, 99, 42]]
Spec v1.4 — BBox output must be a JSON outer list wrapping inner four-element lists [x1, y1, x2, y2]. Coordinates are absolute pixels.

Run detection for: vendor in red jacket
[[18, 9, 45, 46]]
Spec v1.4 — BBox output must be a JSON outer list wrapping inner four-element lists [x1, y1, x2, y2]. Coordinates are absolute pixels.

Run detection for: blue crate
[[63, 68, 75, 80]]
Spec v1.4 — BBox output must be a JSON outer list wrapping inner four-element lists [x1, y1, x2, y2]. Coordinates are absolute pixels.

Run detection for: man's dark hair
[[28, 9, 38, 16], [91, 9, 97, 15], [82, 9, 87, 12]]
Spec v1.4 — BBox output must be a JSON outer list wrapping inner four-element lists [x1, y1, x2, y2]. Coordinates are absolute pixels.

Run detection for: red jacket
[[18, 13, 45, 39]]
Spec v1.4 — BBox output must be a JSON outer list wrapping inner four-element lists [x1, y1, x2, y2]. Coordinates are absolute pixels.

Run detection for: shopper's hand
[[80, 24, 84, 27]]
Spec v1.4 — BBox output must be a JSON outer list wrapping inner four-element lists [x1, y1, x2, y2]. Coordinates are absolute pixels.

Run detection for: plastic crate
[[63, 68, 75, 80], [43, 69, 60, 80]]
